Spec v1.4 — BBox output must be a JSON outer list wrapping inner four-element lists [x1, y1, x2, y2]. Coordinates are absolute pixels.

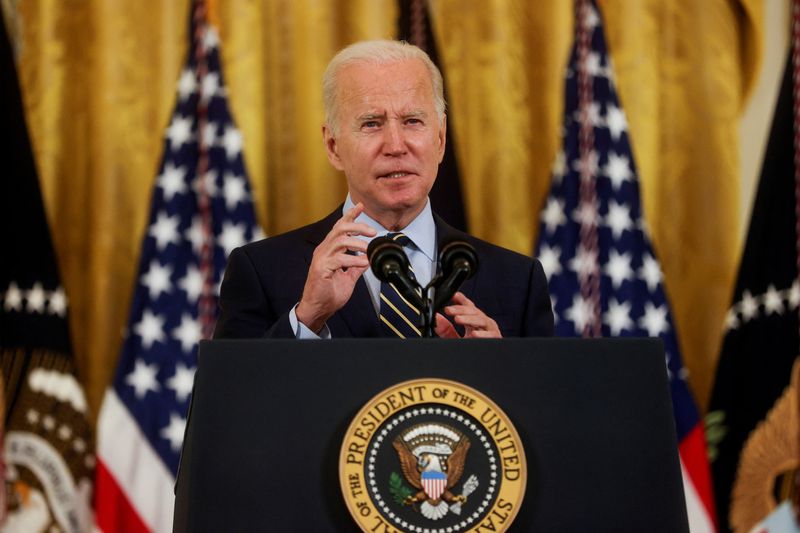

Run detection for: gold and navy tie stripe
[[378, 233, 422, 338]]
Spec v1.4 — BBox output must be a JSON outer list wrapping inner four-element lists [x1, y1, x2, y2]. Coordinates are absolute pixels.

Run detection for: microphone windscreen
[[366, 235, 394, 262], [367, 236, 409, 281], [438, 240, 479, 279]]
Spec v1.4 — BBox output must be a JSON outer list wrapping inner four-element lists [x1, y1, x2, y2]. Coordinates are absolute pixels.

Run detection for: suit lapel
[[335, 278, 382, 337]]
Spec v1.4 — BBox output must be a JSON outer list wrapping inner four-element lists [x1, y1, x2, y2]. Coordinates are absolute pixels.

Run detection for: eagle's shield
[[421, 470, 447, 500]]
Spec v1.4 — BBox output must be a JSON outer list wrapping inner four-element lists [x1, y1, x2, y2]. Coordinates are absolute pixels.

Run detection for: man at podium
[[214, 40, 553, 340]]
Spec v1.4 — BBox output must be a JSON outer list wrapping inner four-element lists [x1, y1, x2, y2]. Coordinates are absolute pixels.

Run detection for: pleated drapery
[[7, 0, 761, 416]]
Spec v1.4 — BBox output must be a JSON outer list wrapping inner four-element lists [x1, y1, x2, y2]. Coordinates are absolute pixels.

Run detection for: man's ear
[[322, 124, 344, 171]]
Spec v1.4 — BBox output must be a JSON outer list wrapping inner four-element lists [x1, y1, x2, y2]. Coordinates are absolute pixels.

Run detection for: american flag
[[93, 2, 261, 531], [534, 1, 716, 531]]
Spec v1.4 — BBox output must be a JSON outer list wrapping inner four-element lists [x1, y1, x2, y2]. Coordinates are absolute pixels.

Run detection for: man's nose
[[382, 121, 407, 156]]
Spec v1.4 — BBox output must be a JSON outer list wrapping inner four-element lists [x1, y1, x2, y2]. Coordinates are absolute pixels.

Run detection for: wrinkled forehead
[[335, 59, 436, 116]]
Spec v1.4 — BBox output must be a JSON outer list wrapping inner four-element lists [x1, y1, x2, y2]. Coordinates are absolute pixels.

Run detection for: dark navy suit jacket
[[213, 208, 554, 339]]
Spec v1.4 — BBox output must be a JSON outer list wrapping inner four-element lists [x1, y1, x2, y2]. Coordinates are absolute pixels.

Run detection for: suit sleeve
[[213, 247, 295, 339], [522, 259, 555, 337]]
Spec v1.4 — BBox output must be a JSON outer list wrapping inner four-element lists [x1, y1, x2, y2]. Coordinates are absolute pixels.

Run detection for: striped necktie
[[378, 233, 422, 338]]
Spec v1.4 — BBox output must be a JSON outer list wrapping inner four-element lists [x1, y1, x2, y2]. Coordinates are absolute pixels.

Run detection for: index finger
[[337, 221, 377, 238], [450, 291, 475, 307], [342, 202, 365, 222]]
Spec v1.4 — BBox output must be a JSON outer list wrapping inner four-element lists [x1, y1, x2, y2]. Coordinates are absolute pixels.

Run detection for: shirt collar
[[343, 194, 436, 262]]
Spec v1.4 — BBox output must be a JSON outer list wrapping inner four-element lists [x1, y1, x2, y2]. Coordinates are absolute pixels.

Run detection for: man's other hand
[[434, 292, 502, 339]]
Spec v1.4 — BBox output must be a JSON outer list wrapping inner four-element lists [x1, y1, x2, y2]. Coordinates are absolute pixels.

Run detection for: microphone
[[367, 236, 424, 309], [432, 240, 479, 311]]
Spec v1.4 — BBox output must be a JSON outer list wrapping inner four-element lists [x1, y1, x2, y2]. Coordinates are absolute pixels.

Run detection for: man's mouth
[[380, 171, 413, 179]]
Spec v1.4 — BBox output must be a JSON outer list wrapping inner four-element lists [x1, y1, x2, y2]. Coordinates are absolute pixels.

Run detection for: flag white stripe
[[96, 389, 175, 533], [680, 459, 715, 533]]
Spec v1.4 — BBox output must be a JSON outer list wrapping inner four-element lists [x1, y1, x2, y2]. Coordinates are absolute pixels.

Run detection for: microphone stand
[[419, 283, 438, 338]]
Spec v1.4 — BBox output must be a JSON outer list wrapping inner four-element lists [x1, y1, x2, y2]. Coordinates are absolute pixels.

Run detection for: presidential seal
[[340, 378, 527, 533]]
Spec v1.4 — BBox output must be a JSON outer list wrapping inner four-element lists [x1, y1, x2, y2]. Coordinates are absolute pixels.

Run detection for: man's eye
[[406, 118, 422, 125], [362, 121, 380, 129]]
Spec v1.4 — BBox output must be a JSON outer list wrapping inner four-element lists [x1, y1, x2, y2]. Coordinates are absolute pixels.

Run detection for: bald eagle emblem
[[392, 423, 477, 520]]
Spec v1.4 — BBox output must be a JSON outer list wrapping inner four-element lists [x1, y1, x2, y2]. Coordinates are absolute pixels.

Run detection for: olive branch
[[388, 472, 414, 504]]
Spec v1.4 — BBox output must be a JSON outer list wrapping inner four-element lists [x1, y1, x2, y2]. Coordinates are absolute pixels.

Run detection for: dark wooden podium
[[173, 338, 689, 532]]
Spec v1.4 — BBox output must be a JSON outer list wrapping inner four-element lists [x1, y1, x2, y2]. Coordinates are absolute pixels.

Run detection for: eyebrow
[[356, 110, 429, 122], [357, 113, 386, 122]]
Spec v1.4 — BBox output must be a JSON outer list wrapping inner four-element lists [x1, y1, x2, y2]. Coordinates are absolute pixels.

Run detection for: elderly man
[[214, 40, 553, 339]]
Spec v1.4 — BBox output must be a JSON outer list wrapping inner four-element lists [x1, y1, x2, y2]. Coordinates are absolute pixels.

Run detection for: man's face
[[323, 58, 446, 228]]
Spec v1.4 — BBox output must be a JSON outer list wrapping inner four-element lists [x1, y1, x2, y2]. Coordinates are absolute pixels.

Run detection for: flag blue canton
[[110, 22, 261, 475], [533, 2, 699, 441]]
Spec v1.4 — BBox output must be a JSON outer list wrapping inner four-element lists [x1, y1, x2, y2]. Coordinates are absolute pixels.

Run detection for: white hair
[[322, 40, 446, 135]]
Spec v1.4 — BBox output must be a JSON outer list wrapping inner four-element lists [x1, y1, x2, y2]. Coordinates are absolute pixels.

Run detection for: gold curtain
[[10, 0, 760, 418]]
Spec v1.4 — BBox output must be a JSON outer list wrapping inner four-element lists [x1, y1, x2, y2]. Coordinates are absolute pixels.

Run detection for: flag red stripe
[[95, 459, 151, 533], [679, 424, 717, 529]]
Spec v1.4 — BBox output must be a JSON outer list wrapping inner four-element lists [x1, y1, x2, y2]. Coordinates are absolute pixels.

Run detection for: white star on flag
[[26, 283, 46, 313], [586, 51, 605, 78], [604, 200, 633, 239], [202, 26, 219, 50], [604, 249, 633, 288], [541, 198, 567, 234], [167, 363, 196, 403], [200, 72, 220, 103], [218, 221, 248, 256], [48, 286, 68, 317], [223, 172, 248, 210], [602, 152, 632, 190], [185, 216, 205, 254], [565, 294, 592, 335], [133, 309, 166, 349], [552, 151, 567, 185], [160, 412, 187, 452], [125, 359, 160, 399], [604, 105, 628, 141], [638, 254, 663, 293], [740, 290, 759, 321], [639, 302, 669, 337], [568, 244, 598, 279], [166, 115, 193, 149], [172, 313, 201, 354], [572, 149, 599, 178], [149, 212, 181, 251], [604, 298, 633, 335], [178, 264, 203, 303], [177, 69, 198, 101], [724, 308, 740, 331], [141, 260, 173, 299], [158, 163, 188, 201], [576, 102, 603, 128], [572, 201, 598, 227], [763, 284, 784, 315], [788, 281, 800, 309], [4, 282, 23, 311], [537, 244, 562, 280], [222, 127, 244, 161], [193, 169, 219, 197]]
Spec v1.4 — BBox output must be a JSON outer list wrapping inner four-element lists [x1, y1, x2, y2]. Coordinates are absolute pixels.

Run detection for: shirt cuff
[[289, 303, 331, 339]]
